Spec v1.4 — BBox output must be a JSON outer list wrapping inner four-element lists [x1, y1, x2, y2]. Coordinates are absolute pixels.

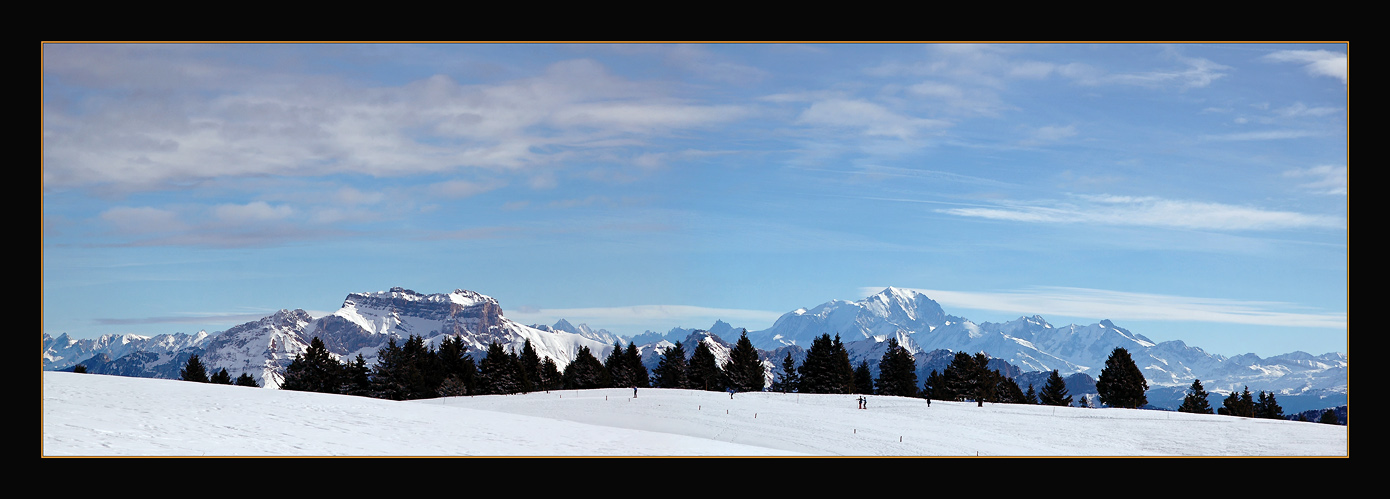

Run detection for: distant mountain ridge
[[739, 287, 1345, 410], [44, 287, 612, 389], [42, 286, 1345, 412]]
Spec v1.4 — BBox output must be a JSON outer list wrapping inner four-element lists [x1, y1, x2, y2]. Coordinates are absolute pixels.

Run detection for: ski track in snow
[[42, 372, 1347, 457]]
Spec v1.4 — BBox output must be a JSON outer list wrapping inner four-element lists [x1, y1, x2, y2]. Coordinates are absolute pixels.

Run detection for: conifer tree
[[1078, 395, 1090, 408], [1178, 379, 1214, 414], [688, 340, 723, 391], [401, 335, 443, 399], [973, 352, 1001, 402], [210, 368, 233, 385], [832, 335, 855, 394], [1039, 369, 1072, 406], [1024, 383, 1040, 405], [537, 357, 563, 391], [1218, 386, 1255, 417], [624, 343, 650, 389], [941, 352, 978, 401], [773, 351, 799, 393], [651, 341, 689, 389], [519, 339, 543, 392], [73, 364, 87, 374], [924, 369, 944, 400], [563, 346, 609, 389], [479, 341, 522, 394], [874, 337, 918, 397], [997, 377, 1026, 404], [282, 337, 343, 394], [853, 360, 874, 394], [180, 354, 209, 383], [605, 341, 632, 388], [722, 330, 764, 392], [437, 335, 477, 396], [235, 372, 259, 387], [1318, 409, 1340, 425], [1096, 347, 1148, 408], [370, 337, 410, 400], [797, 334, 853, 394], [1255, 391, 1284, 420]]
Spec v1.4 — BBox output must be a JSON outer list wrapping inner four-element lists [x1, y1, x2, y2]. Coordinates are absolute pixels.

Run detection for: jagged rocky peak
[[341, 287, 504, 323]]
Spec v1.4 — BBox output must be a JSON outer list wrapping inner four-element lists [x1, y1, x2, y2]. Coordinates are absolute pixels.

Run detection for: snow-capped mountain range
[[44, 287, 613, 389], [42, 286, 1345, 411]]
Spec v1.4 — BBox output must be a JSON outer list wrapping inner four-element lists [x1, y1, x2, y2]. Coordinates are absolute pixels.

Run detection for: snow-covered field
[[42, 372, 1347, 457]]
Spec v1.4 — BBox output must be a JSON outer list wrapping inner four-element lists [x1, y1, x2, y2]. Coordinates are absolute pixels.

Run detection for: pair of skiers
[[857, 396, 868, 409]]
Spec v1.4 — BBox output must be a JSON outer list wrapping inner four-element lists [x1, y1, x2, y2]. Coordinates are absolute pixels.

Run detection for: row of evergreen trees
[[179, 354, 259, 387], [1178, 379, 1288, 420], [648, 330, 766, 392], [276, 334, 682, 401]]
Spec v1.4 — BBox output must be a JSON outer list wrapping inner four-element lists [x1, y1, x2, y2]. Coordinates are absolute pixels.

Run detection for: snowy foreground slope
[[42, 372, 1347, 457]]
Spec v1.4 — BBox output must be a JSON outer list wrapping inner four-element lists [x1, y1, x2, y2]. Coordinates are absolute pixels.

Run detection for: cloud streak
[[1262, 49, 1348, 83], [937, 194, 1344, 231]]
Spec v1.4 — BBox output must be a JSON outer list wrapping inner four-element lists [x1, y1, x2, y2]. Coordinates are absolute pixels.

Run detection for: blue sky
[[42, 43, 1348, 358]]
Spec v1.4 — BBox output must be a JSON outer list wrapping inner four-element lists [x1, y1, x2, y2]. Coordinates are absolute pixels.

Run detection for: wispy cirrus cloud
[[796, 99, 950, 140], [861, 286, 1345, 329], [1283, 165, 1347, 196], [937, 194, 1344, 231], [1262, 49, 1347, 83]]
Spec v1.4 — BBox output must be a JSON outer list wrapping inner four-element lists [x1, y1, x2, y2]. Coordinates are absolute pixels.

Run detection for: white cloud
[[938, 194, 1344, 231], [43, 50, 752, 192], [1283, 165, 1347, 196], [1200, 130, 1321, 141], [1262, 49, 1348, 83], [1020, 124, 1077, 146], [797, 99, 950, 139], [428, 179, 506, 199], [861, 286, 1346, 329], [99, 206, 187, 234], [212, 201, 293, 224]]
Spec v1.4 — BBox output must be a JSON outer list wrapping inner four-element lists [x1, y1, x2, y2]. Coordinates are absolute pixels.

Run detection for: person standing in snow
[[632, 385, 637, 398]]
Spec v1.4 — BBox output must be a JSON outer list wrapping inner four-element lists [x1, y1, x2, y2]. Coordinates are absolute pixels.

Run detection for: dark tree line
[[179, 353, 259, 387], [1214, 385, 1284, 419], [648, 330, 767, 393], [923, 351, 1027, 404], [278, 334, 684, 401]]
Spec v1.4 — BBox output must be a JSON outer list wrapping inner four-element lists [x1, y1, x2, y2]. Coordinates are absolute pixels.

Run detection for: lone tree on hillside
[[1039, 369, 1072, 406], [1178, 379, 1214, 414], [180, 354, 209, 383], [1096, 347, 1148, 408]]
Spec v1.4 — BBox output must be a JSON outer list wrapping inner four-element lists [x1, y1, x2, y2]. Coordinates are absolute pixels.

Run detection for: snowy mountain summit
[[43, 287, 611, 389], [748, 287, 954, 349], [743, 287, 1345, 404]]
